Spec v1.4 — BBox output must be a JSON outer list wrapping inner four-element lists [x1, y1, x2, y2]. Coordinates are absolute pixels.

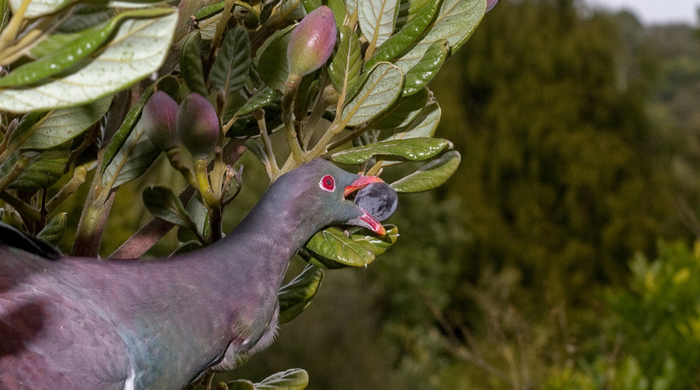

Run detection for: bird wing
[[0, 222, 61, 260]]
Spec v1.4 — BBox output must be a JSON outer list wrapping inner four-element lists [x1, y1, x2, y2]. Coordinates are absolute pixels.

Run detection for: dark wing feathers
[[0, 222, 61, 260]]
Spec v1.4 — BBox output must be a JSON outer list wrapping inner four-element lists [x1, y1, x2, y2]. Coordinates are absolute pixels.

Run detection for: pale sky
[[585, 0, 699, 25]]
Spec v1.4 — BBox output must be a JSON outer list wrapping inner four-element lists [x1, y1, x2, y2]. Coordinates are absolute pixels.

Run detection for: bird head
[[271, 159, 387, 235]]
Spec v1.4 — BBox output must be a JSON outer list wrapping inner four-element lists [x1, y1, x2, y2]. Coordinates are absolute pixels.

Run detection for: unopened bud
[[142, 91, 179, 150], [287, 6, 337, 77], [176, 93, 220, 160], [486, 0, 499, 12]]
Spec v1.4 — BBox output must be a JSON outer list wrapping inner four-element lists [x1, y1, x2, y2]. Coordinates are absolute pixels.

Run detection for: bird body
[[0, 159, 386, 389]]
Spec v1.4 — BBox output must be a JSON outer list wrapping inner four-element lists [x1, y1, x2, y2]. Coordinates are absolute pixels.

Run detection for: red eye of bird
[[319, 174, 335, 192]]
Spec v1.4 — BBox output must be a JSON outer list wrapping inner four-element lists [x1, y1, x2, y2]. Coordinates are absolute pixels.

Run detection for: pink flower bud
[[176, 93, 220, 160], [486, 0, 499, 12], [287, 6, 337, 77], [142, 91, 179, 150]]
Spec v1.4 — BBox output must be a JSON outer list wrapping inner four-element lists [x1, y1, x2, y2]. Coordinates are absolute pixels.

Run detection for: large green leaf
[[403, 39, 448, 96], [0, 9, 172, 88], [101, 87, 154, 173], [0, 11, 178, 112], [279, 0, 306, 21], [331, 137, 452, 164], [101, 118, 160, 190], [226, 380, 256, 390], [256, 368, 309, 390], [180, 30, 207, 97], [341, 62, 403, 126], [352, 225, 398, 256], [394, 0, 484, 73], [210, 26, 251, 96], [359, 0, 399, 53], [278, 264, 324, 324], [37, 213, 67, 246], [306, 226, 398, 267], [326, 0, 346, 26], [390, 150, 460, 192], [300, 0, 320, 13], [1, 147, 69, 190], [143, 186, 197, 230], [177, 194, 210, 244], [373, 87, 429, 130], [383, 99, 441, 140], [7, 96, 111, 152], [364, 0, 442, 69], [328, 26, 362, 94], [233, 86, 279, 117], [257, 25, 295, 92]]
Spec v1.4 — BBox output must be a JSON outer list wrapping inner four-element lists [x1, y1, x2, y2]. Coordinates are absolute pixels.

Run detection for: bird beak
[[344, 176, 386, 236]]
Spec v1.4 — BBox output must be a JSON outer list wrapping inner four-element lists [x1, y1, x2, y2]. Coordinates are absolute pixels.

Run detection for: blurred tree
[[368, 0, 693, 387]]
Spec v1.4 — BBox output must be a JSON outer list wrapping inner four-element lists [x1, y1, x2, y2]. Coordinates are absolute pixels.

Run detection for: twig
[[0, 191, 41, 221], [108, 186, 197, 259], [256, 109, 279, 176], [282, 77, 305, 163], [46, 163, 92, 213], [0, 154, 29, 193]]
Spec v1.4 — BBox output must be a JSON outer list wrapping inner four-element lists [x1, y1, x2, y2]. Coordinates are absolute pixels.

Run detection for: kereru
[[0, 159, 387, 390]]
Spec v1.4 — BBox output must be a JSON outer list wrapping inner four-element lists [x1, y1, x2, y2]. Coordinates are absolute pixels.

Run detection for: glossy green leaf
[[328, 26, 362, 94], [359, 0, 398, 52], [256, 368, 309, 390], [30, 32, 82, 58], [298, 248, 347, 269], [300, 0, 320, 13], [56, 5, 114, 33], [0, 9, 172, 88], [0, 0, 10, 32], [8, 96, 111, 152], [394, 0, 484, 73], [101, 87, 154, 173], [332, 137, 451, 164], [403, 39, 448, 96], [194, 1, 224, 19], [177, 194, 209, 243], [1, 147, 69, 190], [364, 0, 441, 69], [280, 0, 306, 21], [226, 381, 256, 390], [278, 264, 324, 324], [257, 25, 295, 92], [341, 62, 403, 126], [101, 117, 160, 189], [0, 12, 178, 112], [390, 150, 460, 192], [181, 30, 208, 96], [374, 87, 429, 130], [327, 0, 346, 26], [306, 227, 398, 267], [234, 87, 279, 117], [143, 186, 197, 230], [352, 225, 398, 255], [210, 26, 251, 95], [306, 227, 373, 266], [384, 99, 441, 140], [37, 213, 67, 246]]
